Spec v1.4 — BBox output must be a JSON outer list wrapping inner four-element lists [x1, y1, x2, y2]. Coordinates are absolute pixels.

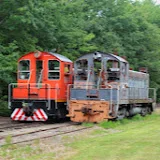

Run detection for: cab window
[[18, 60, 30, 79], [76, 59, 88, 80], [48, 60, 60, 79], [64, 64, 71, 74], [107, 60, 120, 81]]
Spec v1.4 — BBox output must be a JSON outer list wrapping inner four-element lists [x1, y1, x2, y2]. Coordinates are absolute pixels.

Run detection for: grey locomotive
[[67, 52, 156, 123]]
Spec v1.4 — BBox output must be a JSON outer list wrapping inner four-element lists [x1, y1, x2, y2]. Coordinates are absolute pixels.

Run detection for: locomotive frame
[[67, 52, 156, 123]]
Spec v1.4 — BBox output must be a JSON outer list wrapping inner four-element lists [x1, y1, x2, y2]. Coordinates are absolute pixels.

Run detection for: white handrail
[[115, 85, 120, 116], [109, 85, 113, 113], [27, 69, 33, 83], [55, 83, 59, 110], [67, 84, 72, 110], [149, 88, 157, 102], [86, 69, 91, 90]]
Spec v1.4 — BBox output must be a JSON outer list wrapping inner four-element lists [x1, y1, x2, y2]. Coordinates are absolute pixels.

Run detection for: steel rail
[[0, 124, 91, 146], [12, 126, 92, 145]]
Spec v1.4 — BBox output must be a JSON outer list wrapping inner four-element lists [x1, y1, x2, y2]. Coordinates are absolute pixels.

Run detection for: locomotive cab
[[73, 52, 128, 90], [9, 51, 73, 121]]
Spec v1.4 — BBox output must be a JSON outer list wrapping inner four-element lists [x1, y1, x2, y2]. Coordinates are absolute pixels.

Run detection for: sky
[[137, 0, 160, 5], [156, 0, 160, 4]]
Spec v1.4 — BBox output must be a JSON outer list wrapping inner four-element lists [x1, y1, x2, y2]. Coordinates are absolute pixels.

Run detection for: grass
[[0, 143, 55, 160], [82, 122, 95, 127], [0, 113, 160, 160], [4, 135, 12, 146], [66, 113, 160, 160], [98, 114, 149, 129]]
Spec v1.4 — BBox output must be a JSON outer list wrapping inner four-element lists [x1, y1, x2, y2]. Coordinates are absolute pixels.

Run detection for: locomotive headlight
[[93, 52, 102, 60], [20, 75, 25, 79], [34, 50, 42, 58]]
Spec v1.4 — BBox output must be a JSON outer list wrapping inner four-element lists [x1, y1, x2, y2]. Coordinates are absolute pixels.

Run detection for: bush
[[99, 113, 160, 129], [0, 99, 11, 117]]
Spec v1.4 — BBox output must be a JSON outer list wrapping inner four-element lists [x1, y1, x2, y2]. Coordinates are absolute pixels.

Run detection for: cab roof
[[19, 51, 72, 63], [49, 52, 72, 63], [76, 51, 128, 63]]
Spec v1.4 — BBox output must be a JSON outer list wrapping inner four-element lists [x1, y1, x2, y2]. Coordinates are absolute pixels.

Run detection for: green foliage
[[1, 0, 160, 115], [99, 114, 158, 129], [4, 135, 12, 146], [82, 122, 95, 127], [0, 99, 11, 116], [99, 120, 121, 129]]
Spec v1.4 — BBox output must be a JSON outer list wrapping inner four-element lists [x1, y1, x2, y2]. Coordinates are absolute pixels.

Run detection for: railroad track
[[0, 121, 46, 131], [0, 116, 11, 122], [0, 123, 91, 146], [0, 117, 30, 130]]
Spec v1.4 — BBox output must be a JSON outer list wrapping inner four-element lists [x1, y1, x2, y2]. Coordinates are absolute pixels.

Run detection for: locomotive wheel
[[141, 107, 148, 116], [125, 110, 130, 117], [147, 107, 152, 115], [116, 108, 126, 120]]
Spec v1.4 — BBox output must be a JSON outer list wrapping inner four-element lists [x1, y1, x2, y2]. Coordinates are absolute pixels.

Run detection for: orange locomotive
[[8, 51, 73, 121]]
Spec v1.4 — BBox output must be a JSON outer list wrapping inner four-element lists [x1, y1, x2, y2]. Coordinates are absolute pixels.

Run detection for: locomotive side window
[[76, 60, 88, 80], [18, 60, 30, 79], [64, 64, 70, 74], [48, 60, 60, 79], [107, 60, 120, 81]]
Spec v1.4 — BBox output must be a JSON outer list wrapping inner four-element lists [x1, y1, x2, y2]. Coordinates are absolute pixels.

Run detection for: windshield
[[75, 59, 88, 80], [18, 60, 30, 79], [48, 60, 60, 79]]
